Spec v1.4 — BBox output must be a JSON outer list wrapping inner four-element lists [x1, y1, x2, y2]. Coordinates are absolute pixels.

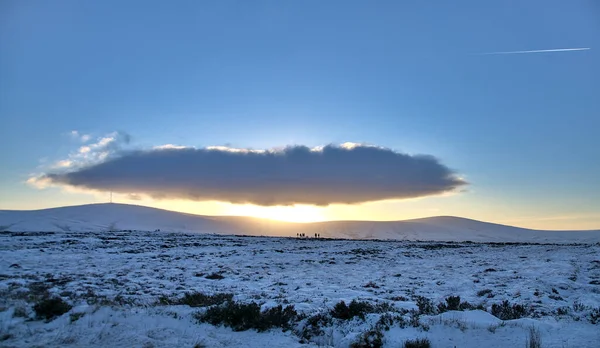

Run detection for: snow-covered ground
[[1, 230, 599, 347]]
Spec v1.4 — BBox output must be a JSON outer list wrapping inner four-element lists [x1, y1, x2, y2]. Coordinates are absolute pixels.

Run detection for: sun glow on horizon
[[29, 192, 597, 231], [224, 204, 327, 223]]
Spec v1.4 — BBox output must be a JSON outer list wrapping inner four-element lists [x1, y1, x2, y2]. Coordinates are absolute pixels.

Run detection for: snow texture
[[1, 226, 599, 347]]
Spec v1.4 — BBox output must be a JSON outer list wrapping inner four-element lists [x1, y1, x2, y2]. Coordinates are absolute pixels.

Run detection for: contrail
[[482, 47, 591, 55]]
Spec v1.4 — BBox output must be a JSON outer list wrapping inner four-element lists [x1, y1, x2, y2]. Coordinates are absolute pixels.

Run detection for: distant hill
[[1, 203, 599, 243]]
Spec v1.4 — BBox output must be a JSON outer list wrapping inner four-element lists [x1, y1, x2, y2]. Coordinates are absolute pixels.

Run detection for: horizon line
[[1, 201, 599, 232]]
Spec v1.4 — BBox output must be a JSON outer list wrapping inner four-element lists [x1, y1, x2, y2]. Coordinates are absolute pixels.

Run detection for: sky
[[1, 0, 599, 230]]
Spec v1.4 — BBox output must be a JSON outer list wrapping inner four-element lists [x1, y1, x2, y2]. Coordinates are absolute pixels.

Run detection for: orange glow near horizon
[[223, 204, 328, 223], [4, 190, 599, 230], [126, 196, 600, 230]]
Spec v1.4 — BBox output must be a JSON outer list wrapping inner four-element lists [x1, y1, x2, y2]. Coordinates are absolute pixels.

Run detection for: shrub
[[390, 295, 408, 301], [331, 300, 374, 320], [205, 273, 225, 280], [437, 296, 480, 313], [491, 300, 528, 320], [477, 289, 493, 297], [260, 305, 298, 331], [33, 297, 72, 321], [404, 338, 431, 348], [158, 292, 233, 307], [180, 292, 233, 307], [415, 296, 435, 315], [69, 312, 85, 323], [589, 307, 600, 325], [437, 296, 460, 312], [375, 313, 405, 330], [198, 302, 260, 331], [351, 328, 384, 348], [363, 281, 380, 289], [27, 281, 51, 301], [555, 306, 570, 316], [446, 296, 461, 310], [196, 302, 297, 332], [12, 306, 27, 318], [526, 327, 542, 348], [409, 310, 421, 328], [572, 301, 586, 312], [301, 312, 332, 340]]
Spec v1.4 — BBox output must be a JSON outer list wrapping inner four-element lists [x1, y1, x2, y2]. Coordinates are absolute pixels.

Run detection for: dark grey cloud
[[41, 144, 467, 205]]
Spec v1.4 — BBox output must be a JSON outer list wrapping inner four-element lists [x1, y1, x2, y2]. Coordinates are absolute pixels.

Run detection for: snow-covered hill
[[1, 203, 599, 243], [0, 203, 258, 235]]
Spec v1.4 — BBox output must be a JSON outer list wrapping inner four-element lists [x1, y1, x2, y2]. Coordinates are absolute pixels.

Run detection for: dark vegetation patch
[[589, 307, 600, 325], [351, 328, 384, 348], [363, 281, 380, 289], [403, 338, 431, 348], [331, 300, 374, 320], [69, 312, 85, 322], [8, 232, 56, 237], [330, 300, 395, 320], [437, 295, 481, 312], [348, 248, 384, 255], [12, 306, 27, 318], [299, 300, 409, 343], [300, 312, 332, 341], [415, 296, 435, 315], [195, 302, 297, 332], [491, 300, 529, 320], [33, 297, 72, 321], [555, 306, 570, 316], [158, 292, 233, 307], [376, 312, 406, 330], [548, 294, 564, 301], [390, 295, 408, 301], [350, 312, 408, 348], [416, 243, 466, 250], [27, 281, 51, 301], [409, 310, 423, 328], [205, 273, 225, 280], [573, 301, 586, 312], [44, 275, 73, 287], [477, 289, 494, 297]]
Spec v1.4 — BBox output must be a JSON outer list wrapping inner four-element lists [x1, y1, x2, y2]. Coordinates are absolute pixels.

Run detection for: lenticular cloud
[[34, 143, 467, 206]]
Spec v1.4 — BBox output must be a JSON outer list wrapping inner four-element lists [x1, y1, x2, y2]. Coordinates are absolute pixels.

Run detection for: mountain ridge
[[1, 203, 599, 243]]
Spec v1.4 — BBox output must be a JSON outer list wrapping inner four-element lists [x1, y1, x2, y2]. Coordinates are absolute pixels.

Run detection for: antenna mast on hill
[[110, 192, 113, 204]]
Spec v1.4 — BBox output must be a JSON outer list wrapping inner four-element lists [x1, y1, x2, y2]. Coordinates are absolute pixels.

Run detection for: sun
[[225, 204, 326, 223]]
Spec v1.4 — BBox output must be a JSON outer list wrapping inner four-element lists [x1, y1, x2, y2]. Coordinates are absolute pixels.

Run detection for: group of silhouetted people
[[296, 233, 321, 238]]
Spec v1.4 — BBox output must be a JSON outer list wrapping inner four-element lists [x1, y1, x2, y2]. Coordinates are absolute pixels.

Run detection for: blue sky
[[1, 1, 599, 229]]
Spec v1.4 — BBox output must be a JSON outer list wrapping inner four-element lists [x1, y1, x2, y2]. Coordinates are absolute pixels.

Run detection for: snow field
[[1, 230, 599, 347]]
